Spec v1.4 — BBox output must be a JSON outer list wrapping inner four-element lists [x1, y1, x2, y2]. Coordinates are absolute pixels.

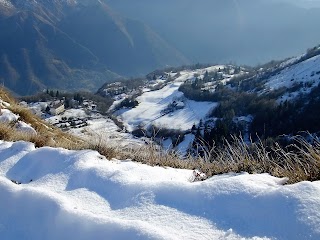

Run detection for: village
[[22, 96, 100, 131]]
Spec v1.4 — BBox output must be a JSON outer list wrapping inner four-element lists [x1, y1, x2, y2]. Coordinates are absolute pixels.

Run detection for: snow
[[0, 99, 38, 135], [46, 109, 88, 124], [108, 97, 126, 112], [279, 55, 302, 69], [42, 105, 144, 149], [234, 115, 253, 123], [119, 72, 218, 132], [162, 138, 173, 150], [70, 117, 144, 148], [0, 0, 14, 9], [176, 133, 195, 156], [204, 65, 228, 73], [0, 109, 19, 123], [15, 121, 37, 135], [0, 99, 19, 123], [264, 54, 320, 102], [116, 66, 242, 133], [0, 140, 320, 239], [27, 102, 48, 116]]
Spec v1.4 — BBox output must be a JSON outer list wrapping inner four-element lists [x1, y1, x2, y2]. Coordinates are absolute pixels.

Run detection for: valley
[[1, 1, 320, 239], [19, 45, 320, 158]]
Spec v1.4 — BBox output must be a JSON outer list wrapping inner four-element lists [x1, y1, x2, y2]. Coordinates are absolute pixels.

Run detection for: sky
[[281, 0, 320, 8]]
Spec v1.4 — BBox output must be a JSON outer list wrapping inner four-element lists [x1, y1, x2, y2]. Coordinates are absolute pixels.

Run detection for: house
[[50, 102, 65, 115], [172, 100, 185, 110], [82, 101, 89, 108], [175, 101, 185, 109]]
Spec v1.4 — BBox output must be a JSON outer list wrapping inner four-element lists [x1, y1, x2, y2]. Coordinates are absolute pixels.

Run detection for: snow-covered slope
[[118, 68, 224, 132], [120, 82, 217, 132], [0, 140, 320, 239], [264, 54, 320, 102]]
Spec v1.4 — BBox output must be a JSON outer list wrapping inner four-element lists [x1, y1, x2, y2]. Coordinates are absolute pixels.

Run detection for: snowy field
[[0, 140, 320, 240], [119, 70, 218, 132], [70, 117, 144, 148], [44, 109, 144, 148]]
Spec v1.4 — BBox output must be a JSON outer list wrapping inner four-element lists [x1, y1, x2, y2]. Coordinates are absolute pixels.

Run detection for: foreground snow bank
[[0, 141, 319, 240]]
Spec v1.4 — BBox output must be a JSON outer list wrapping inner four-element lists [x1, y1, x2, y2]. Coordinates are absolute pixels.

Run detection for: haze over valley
[[1, 1, 320, 240]]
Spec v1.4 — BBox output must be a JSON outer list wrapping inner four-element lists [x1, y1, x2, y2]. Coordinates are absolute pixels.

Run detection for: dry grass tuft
[[86, 141, 118, 160], [0, 87, 16, 104], [0, 123, 13, 140], [82, 134, 320, 184], [201, 136, 320, 183], [0, 122, 84, 149]]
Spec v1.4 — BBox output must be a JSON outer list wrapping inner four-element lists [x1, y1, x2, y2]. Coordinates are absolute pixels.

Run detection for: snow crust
[[1, 140, 320, 239]]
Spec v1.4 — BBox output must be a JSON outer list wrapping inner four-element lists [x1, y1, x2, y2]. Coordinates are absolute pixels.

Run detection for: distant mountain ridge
[[0, 0, 188, 95]]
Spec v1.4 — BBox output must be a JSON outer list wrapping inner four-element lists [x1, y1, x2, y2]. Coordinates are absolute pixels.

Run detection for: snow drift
[[0, 140, 319, 239]]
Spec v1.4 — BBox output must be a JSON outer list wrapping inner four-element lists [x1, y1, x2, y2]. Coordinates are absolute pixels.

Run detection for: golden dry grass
[[83, 135, 320, 184], [0, 122, 84, 149], [0, 87, 16, 104]]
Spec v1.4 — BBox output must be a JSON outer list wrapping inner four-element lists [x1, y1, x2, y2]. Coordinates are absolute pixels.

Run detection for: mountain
[[107, 0, 320, 65], [1, 58, 320, 240], [0, 0, 188, 95], [58, 1, 188, 76], [96, 45, 320, 155]]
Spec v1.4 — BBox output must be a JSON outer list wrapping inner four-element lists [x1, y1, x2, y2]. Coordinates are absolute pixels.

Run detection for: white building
[[50, 103, 65, 115]]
